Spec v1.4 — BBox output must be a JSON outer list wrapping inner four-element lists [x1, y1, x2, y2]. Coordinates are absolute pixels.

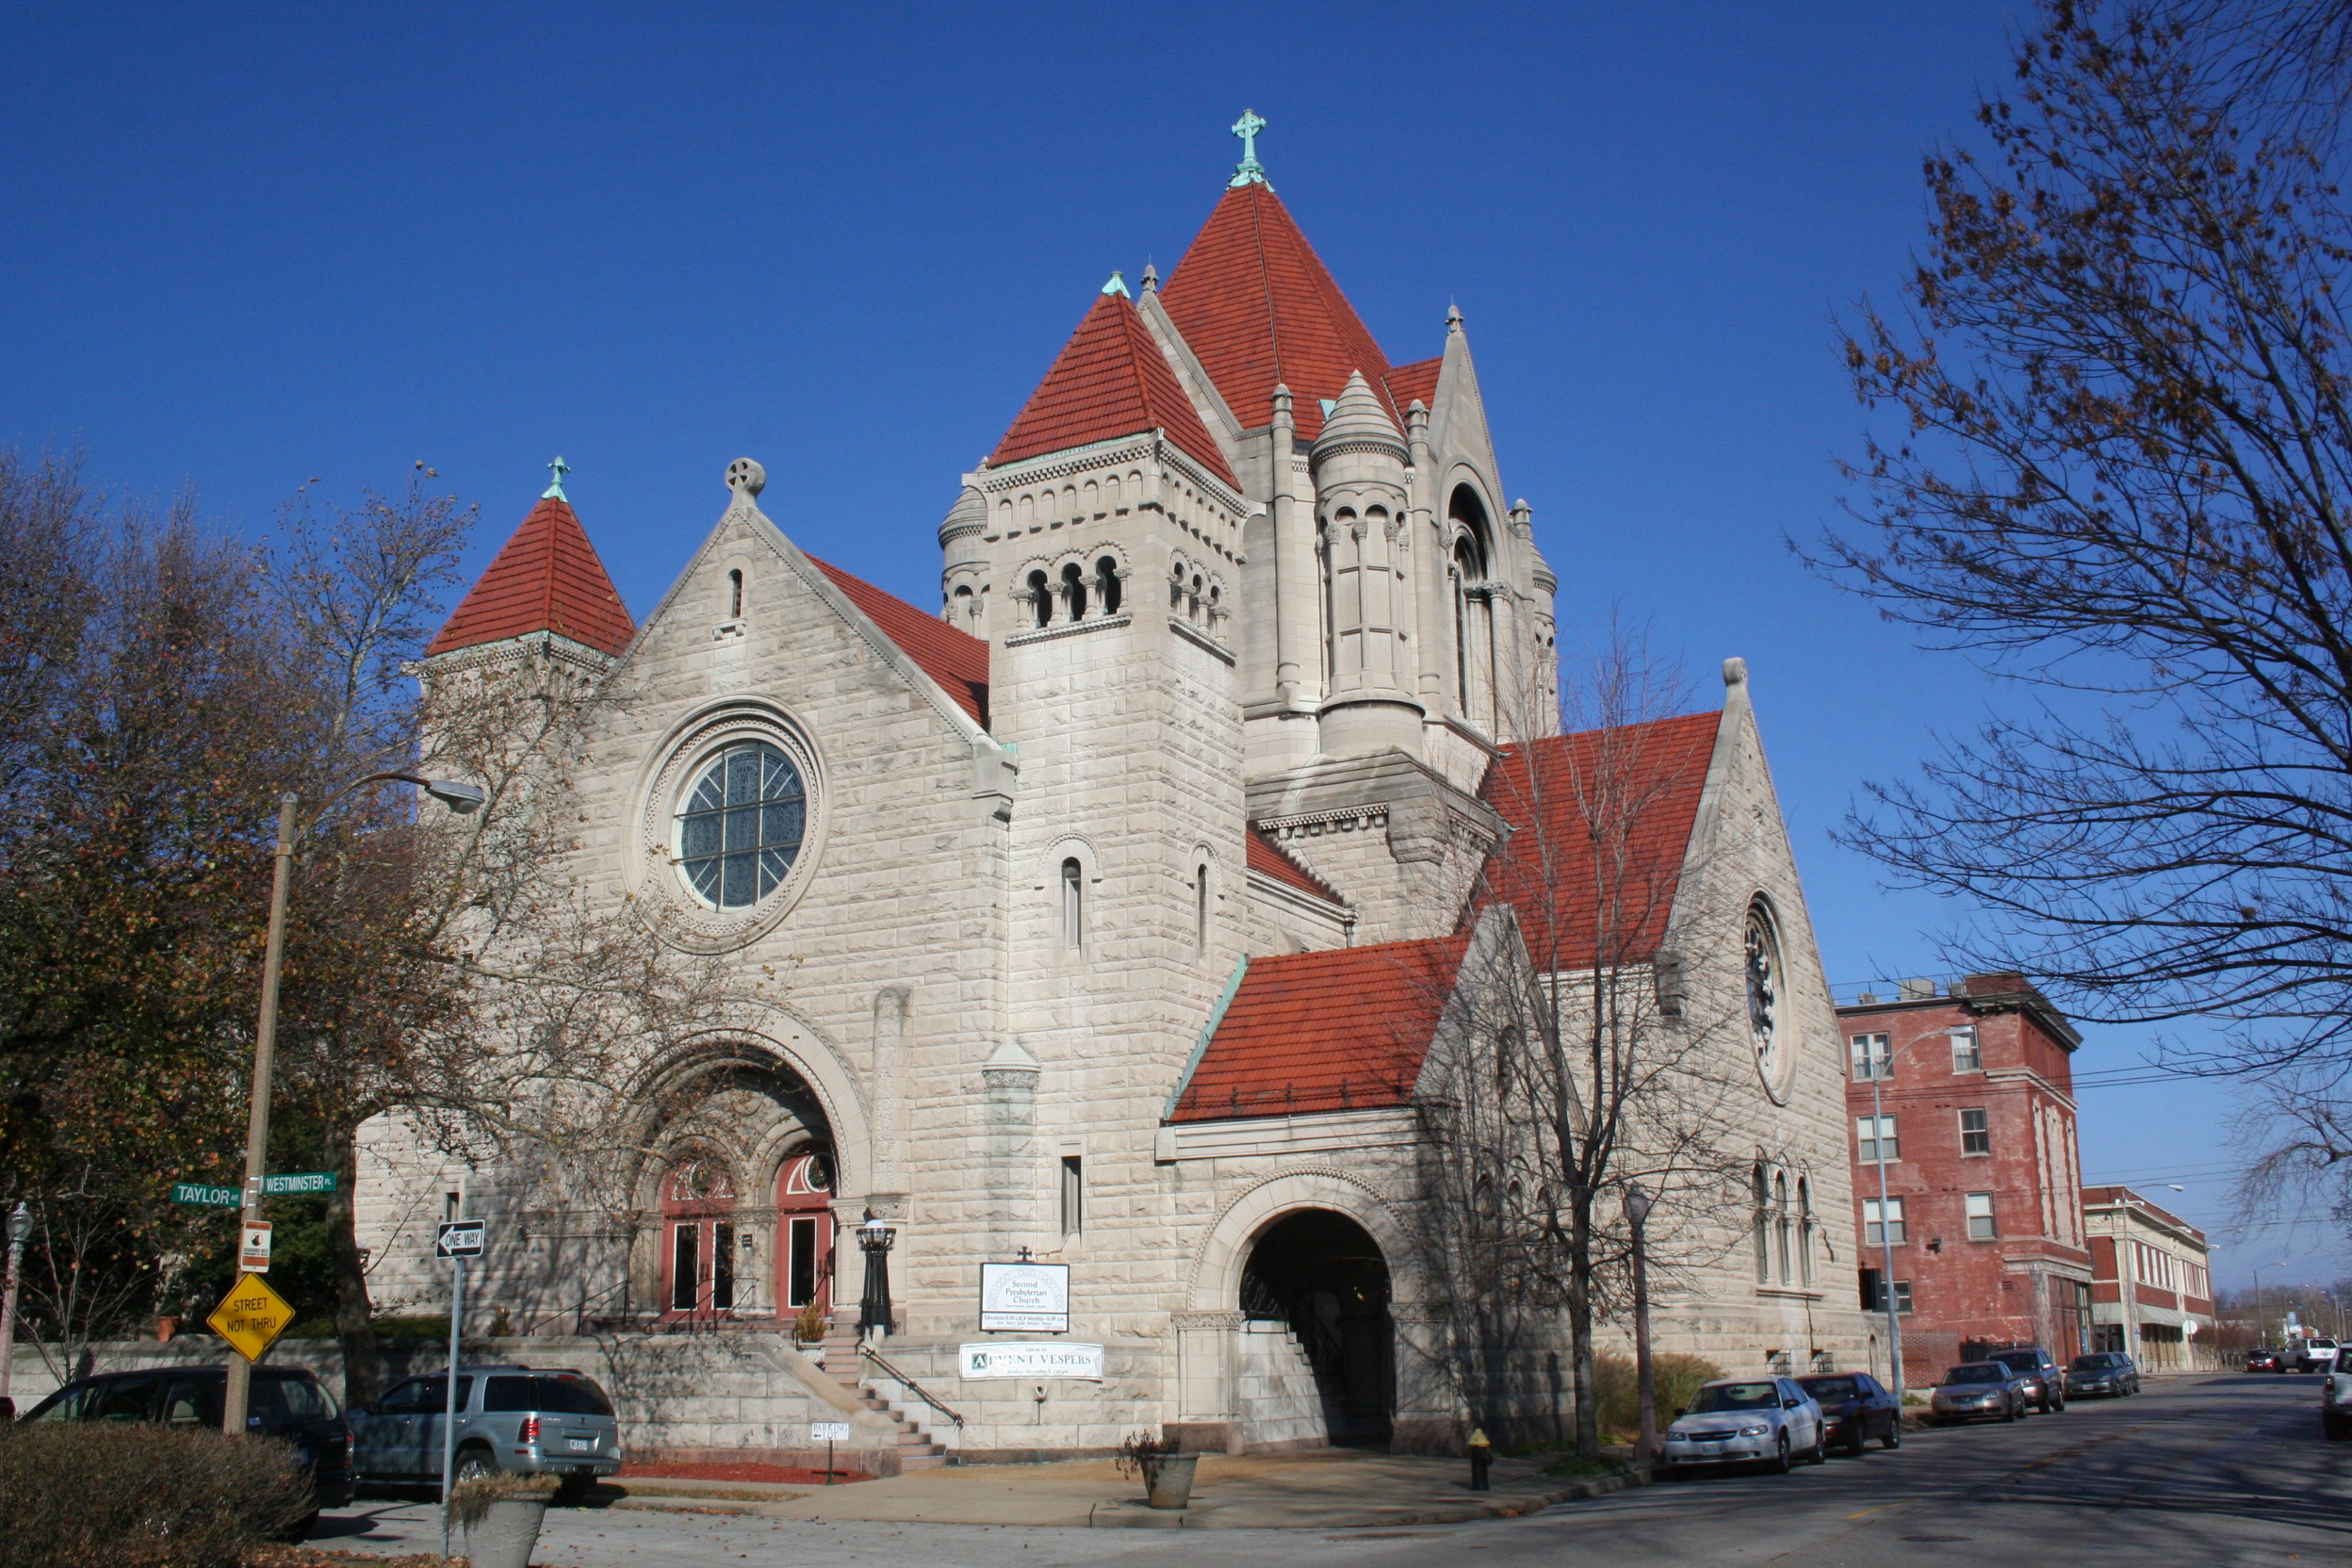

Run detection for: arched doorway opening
[[776, 1149, 836, 1325], [659, 1155, 739, 1321], [1241, 1210, 1395, 1446]]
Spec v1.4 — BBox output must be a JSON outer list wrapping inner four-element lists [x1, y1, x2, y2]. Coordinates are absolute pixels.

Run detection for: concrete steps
[[823, 1316, 947, 1471]]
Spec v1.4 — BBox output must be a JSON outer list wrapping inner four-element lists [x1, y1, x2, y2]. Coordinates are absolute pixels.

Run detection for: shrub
[[1588, 1350, 1725, 1438], [445, 1470, 560, 1529], [0, 1422, 311, 1568]]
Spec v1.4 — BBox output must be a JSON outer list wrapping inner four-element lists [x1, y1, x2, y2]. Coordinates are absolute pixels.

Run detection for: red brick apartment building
[[1840, 975, 2094, 1388], [2082, 1185, 2216, 1370]]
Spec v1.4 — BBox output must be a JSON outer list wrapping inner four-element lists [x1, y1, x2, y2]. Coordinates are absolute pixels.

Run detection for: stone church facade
[[357, 121, 1870, 1468]]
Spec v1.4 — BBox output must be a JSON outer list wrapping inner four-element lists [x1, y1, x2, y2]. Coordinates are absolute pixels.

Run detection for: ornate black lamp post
[[857, 1212, 896, 1338]]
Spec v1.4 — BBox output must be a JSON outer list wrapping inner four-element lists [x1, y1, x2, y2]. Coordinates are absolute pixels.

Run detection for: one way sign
[[434, 1219, 485, 1257]]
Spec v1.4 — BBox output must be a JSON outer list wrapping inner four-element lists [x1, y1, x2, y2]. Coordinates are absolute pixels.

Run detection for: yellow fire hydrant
[[1468, 1426, 1493, 1491]]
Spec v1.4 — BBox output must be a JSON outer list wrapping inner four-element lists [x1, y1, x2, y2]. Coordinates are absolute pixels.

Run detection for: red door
[[777, 1152, 835, 1315], [660, 1160, 738, 1319]]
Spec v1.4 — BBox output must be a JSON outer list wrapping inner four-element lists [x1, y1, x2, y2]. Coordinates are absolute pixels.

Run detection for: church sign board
[[978, 1261, 1070, 1332], [959, 1342, 1103, 1380]]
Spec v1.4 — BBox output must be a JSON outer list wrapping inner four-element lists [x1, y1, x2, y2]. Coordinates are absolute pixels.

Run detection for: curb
[[1085, 1466, 1646, 1529]]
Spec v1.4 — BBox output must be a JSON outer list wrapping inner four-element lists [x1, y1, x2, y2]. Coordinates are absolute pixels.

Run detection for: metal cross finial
[[1230, 108, 1267, 188], [543, 456, 570, 500]]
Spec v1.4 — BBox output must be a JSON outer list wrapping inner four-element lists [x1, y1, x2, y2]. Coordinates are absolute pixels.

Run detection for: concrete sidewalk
[[599, 1449, 1639, 1529]]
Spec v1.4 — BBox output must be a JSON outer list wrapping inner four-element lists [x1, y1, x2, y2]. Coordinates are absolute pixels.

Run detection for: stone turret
[[1312, 370, 1423, 757], [939, 484, 988, 631]]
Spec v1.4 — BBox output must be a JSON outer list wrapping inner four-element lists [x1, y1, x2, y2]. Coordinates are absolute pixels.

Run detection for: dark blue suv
[[18, 1365, 354, 1532]]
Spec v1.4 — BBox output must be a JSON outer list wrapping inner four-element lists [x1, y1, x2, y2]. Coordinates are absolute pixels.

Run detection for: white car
[[2322, 1370, 2352, 1439], [1659, 1376, 1827, 1475]]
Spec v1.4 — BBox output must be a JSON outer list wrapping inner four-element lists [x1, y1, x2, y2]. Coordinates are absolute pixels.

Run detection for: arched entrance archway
[[1241, 1210, 1396, 1446]]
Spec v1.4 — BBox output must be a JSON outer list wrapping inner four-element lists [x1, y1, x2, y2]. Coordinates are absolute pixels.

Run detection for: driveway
[[309, 1372, 2343, 1567]]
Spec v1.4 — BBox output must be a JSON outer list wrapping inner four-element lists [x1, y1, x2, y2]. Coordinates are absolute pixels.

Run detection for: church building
[[359, 117, 1870, 1467]]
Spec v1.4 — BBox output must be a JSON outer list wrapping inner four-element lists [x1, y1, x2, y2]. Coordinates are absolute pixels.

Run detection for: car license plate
[[567, 1437, 595, 1452]]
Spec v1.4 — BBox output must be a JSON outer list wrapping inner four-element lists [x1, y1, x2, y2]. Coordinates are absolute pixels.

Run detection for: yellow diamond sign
[[205, 1272, 295, 1364]]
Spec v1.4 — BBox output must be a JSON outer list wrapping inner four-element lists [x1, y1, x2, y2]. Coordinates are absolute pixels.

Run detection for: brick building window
[[1864, 1197, 1906, 1247], [1856, 1115, 1899, 1163], [1952, 1029, 1983, 1072], [1860, 1268, 1914, 1314], [1850, 1033, 1891, 1081], [1959, 1108, 1990, 1155], [1966, 1192, 1997, 1240], [1060, 858, 1085, 951]]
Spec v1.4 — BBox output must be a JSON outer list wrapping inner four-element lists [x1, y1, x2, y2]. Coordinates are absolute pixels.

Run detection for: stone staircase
[[823, 1319, 949, 1472]]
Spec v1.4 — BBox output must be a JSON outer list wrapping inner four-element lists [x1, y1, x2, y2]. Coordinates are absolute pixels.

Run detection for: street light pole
[[218, 775, 484, 1438], [1866, 1023, 1973, 1399], [0, 1200, 31, 1406], [1625, 1184, 1657, 1468]]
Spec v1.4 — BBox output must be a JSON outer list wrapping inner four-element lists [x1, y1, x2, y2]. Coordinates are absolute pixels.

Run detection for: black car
[[1793, 1371, 1903, 1455], [18, 1365, 353, 1531], [1985, 1347, 2066, 1413]]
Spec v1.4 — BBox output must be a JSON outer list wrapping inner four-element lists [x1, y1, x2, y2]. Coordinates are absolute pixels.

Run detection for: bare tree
[[1820, 3, 2352, 1108], [1401, 629, 1755, 1459]]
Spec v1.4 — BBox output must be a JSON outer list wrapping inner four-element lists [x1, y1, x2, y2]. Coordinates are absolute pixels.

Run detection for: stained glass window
[[677, 742, 806, 909]]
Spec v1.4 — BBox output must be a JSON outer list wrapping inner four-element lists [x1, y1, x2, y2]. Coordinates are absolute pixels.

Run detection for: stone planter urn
[[1140, 1452, 1200, 1510], [463, 1496, 550, 1568]]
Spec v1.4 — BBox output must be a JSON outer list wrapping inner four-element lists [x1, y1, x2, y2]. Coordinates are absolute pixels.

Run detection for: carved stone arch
[[628, 1021, 872, 1200], [1186, 1167, 1426, 1312]]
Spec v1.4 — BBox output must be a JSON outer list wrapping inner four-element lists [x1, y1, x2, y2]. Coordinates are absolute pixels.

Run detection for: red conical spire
[[428, 492, 634, 658], [988, 286, 1238, 487], [1158, 181, 1396, 442]]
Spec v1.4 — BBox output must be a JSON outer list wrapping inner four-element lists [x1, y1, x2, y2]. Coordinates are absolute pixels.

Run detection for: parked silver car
[[1658, 1376, 1827, 1475], [1928, 1362, 2036, 1424], [351, 1365, 622, 1497]]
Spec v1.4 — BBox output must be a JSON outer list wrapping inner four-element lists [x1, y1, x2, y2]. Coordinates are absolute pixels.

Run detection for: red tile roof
[[988, 290, 1238, 489], [428, 496, 635, 658], [1475, 711, 1722, 972], [1170, 936, 1470, 1122], [1247, 825, 1344, 905], [808, 555, 989, 729], [1159, 182, 1397, 443], [1386, 357, 1441, 416]]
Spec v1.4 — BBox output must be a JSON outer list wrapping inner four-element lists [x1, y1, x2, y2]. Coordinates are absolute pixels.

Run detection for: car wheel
[[1807, 1428, 1829, 1464], [453, 1448, 499, 1485], [1768, 1431, 1791, 1474], [1846, 1430, 1869, 1458], [1882, 1420, 1903, 1451], [2001, 1397, 2021, 1423]]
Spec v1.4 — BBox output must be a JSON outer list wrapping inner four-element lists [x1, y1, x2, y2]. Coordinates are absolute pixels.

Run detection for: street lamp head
[[1625, 1183, 1653, 1227], [423, 779, 486, 814], [6, 1201, 29, 1245]]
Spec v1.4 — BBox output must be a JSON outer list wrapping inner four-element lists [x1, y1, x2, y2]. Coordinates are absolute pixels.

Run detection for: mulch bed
[[619, 1458, 868, 1485]]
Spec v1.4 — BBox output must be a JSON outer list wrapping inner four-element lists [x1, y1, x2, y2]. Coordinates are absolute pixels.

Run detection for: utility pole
[[223, 793, 297, 1438], [1625, 1184, 1658, 1467]]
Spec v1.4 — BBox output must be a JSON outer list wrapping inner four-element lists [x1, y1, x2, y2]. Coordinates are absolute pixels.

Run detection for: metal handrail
[[859, 1344, 966, 1428]]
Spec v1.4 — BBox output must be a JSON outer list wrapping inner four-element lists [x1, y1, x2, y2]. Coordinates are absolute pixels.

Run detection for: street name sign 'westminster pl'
[[978, 1260, 1070, 1332]]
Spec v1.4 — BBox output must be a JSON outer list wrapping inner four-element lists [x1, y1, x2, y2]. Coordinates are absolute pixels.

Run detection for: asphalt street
[[315, 1372, 2345, 1567]]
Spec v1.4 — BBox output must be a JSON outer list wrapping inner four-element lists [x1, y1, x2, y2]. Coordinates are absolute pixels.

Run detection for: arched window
[[1752, 1165, 1771, 1283], [951, 583, 973, 625], [728, 569, 743, 619], [1061, 858, 1085, 951], [1190, 574, 1204, 624], [1061, 563, 1087, 620], [1774, 1171, 1792, 1282], [1027, 569, 1051, 628], [1797, 1177, 1816, 1285], [675, 742, 807, 910], [1097, 557, 1122, 615], [1496, 1023, 1518, 1093], [1194, 862, 1210, 956]]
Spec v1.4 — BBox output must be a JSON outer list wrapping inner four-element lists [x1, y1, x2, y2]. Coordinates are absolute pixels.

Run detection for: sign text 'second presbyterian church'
[[358, 118, 1870, 1467]]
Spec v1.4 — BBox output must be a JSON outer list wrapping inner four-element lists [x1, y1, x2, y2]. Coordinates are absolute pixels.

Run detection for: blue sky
[[1, 1, 2323, 1287]]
